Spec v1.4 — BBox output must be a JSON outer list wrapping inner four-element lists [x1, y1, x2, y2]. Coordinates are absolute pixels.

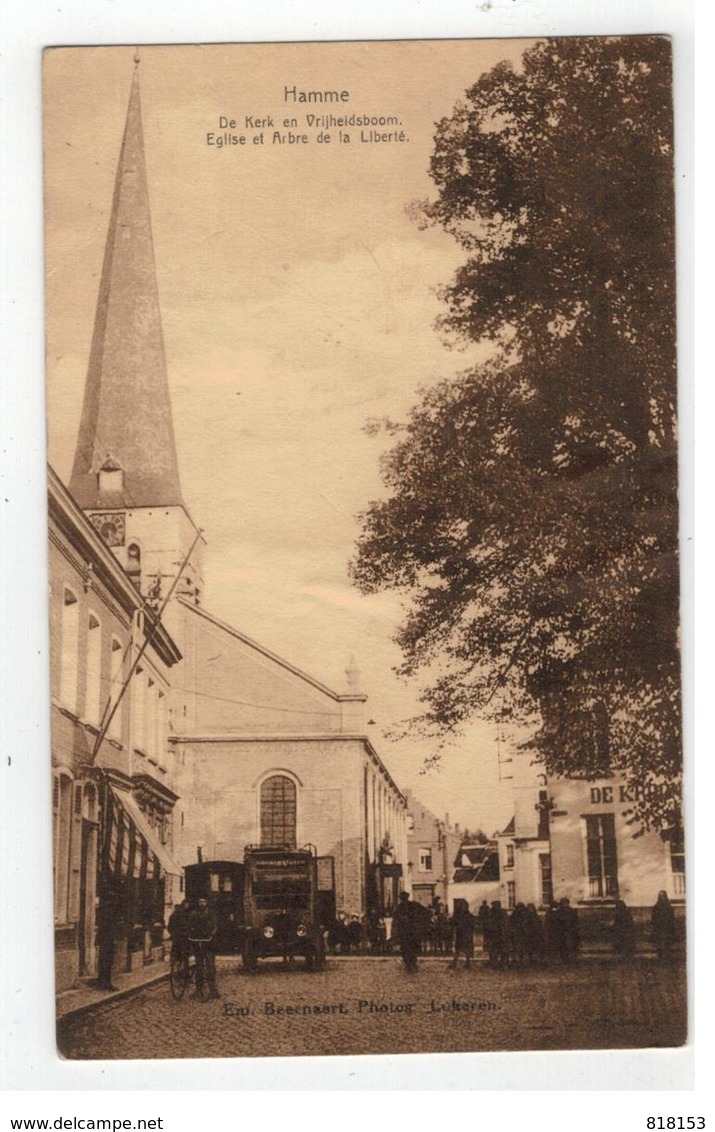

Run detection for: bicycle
[[169, 943, 212, 1002]]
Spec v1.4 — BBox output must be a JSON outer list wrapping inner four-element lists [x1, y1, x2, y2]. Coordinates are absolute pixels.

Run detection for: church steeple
[[69, 60, 184, 509]]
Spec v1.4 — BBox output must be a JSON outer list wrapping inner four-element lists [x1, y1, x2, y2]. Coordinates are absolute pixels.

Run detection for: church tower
[[69, 60, 204, 612]]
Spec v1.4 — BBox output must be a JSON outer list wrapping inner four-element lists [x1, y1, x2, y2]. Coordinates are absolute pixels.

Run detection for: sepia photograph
[[43, 37, 686, 1062]]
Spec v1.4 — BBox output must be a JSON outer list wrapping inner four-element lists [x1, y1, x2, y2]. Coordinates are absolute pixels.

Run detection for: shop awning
[[109, 786, 183, 878]]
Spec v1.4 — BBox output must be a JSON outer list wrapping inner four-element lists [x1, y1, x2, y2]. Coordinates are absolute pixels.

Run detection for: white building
[[498, 752, 684, 936]]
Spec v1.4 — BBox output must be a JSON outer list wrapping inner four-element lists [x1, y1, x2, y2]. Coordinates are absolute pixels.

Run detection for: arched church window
[[260, 775, 297, 849]]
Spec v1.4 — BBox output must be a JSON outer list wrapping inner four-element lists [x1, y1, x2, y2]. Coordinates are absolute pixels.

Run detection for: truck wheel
[[314, 936, 326, 972], [242, 941, 258, 974]]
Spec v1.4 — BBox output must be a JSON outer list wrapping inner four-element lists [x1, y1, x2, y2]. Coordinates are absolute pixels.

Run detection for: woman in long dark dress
[[651, 890, 677, 962], [611, 899, 636, 958], [450, 899, 476, 969]]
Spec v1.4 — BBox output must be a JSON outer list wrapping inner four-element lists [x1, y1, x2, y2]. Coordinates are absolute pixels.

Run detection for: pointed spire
[[69, 65, 184, 509]]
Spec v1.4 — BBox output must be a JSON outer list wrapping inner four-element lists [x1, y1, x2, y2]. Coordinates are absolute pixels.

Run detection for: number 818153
[[647, 1120, 705, 1128]]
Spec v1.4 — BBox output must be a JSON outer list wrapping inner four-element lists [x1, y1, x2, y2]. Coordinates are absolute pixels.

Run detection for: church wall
[[171, 603, 346, 736], [170, 736, 366, 913]]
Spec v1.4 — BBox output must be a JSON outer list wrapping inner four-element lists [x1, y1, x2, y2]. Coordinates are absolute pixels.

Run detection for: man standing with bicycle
[[188, 897, 220, 1000], [167, 899, 191, 980]]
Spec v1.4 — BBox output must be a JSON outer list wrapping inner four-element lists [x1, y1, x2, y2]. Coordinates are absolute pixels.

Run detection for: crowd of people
[[325, 896, 581, 966], [478, 897, 581, 968], [325, 890, 682, 972], [96, 887, 681, 997], [159, 889, 682, 994]]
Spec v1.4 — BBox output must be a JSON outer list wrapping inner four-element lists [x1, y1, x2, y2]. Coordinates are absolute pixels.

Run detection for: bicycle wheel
[[197, 976, 212, 1002], [194, 955, 213, 1001], [169, 954, 188, 999]]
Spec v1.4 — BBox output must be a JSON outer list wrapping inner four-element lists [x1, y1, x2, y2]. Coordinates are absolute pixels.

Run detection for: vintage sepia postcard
[[44, 38, 685, 1061]]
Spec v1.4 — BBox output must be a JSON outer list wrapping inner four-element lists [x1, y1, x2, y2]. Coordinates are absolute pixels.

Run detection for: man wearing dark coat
[[611, 899, 636, 958], [553, 897, 580, 964], [96, 880, 123, 991], [393, 891, 421, 973], [484, 900, 509, 967], [450, 899, 476, 969], [476, 899, 490, 959], [509, 903, 530, 966], [168, 899, 192, 976], [188, 897, 220, 999], [524, 903, 545, 964], [543, 900, 560, 963]]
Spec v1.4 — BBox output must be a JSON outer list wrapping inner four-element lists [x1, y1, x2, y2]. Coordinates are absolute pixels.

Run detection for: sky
[[43, 41, 533, 835]]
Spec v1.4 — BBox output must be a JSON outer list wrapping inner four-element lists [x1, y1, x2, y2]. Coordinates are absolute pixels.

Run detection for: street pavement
[[57, 956, 687, 1060]]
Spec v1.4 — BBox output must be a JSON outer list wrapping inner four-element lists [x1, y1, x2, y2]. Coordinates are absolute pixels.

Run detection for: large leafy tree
[[352, 37, 681, 829]]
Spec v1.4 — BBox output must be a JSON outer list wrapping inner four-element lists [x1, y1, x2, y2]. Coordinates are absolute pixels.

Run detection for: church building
[[50, 61, 408, 979]]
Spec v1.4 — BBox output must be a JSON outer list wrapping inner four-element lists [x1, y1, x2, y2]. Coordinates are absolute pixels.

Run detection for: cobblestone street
[[57, 956, 686, 1060]]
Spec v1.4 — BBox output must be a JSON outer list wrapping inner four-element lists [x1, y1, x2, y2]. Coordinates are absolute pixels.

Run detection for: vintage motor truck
[[242, 846, 327, 971]]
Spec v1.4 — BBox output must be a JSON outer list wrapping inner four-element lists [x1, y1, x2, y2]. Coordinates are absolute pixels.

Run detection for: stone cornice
[[168, 731, 406, 806]]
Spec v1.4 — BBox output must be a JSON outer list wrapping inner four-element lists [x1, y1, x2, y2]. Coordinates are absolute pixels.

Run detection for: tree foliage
[[351, 37, 680, 829]]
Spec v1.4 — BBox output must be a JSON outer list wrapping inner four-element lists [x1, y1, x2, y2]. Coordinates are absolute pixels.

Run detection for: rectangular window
[[537, 789, 551, 839], [539, 853, 553, 906], [68, 783, 84, 921], [132, 668, 145, 752], [146, 678, 156, 757], [669, 828, 685, 896], [85, 613, 102, 726], [59, 589, 80, 711], [156, 690, 166, 764], [505, 843, 515, 869], [108, 638, 123, 740], [506, 880, 516, 910], [418, 847, 432, 873], [54, 773, 73, 923], [585, 813, 619, 898]]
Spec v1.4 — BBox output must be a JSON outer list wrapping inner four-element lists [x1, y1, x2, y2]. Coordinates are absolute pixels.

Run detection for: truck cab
[[242, 846, 327, 972]]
